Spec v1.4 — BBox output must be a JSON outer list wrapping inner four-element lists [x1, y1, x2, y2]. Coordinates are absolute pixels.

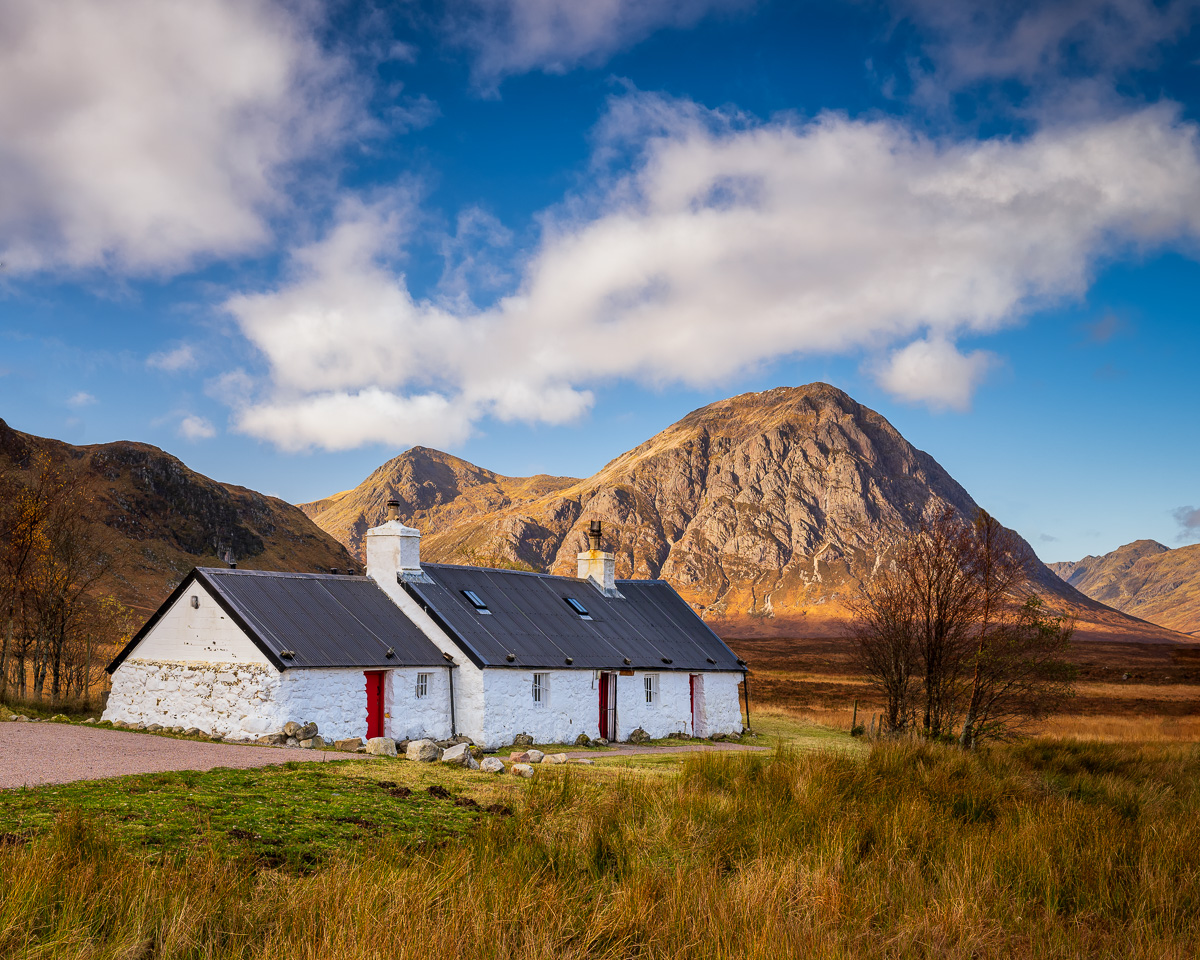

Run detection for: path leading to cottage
[[566, 742, 767, 759], [0, 723, 367, 790]]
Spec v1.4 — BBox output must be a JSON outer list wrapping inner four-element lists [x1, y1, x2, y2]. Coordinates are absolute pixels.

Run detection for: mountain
[[0, 418, 354, 614], [1050, 541, 1200, 636], [301, 383, 1185, 643]]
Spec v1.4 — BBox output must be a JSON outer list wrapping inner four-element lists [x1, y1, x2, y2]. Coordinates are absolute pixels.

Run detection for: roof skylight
[[462, 589, 491, 614], [564, 597, 592, 620]]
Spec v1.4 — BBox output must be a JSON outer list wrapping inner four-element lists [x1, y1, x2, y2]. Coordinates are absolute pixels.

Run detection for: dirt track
[[0, 723, 365, 790]]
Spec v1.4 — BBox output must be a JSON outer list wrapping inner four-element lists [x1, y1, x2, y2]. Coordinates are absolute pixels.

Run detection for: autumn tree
[[854, 507, 1075, 745]]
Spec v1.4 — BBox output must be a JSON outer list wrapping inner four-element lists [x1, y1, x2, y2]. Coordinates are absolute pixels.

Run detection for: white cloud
[[222, 96, 1200, 451], [66, 391, 96, 408], [876, 338, 996, 411], [178, 415, 216, 441], [0, 0, 354, 274], [147, 344, 198, 373], [896, 0, 1200, 106], [449, 0, 752, 90]]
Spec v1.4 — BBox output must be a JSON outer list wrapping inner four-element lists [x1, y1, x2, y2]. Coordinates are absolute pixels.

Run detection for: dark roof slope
[[109, 568, 448, 673], [401, 563, 744, 672]]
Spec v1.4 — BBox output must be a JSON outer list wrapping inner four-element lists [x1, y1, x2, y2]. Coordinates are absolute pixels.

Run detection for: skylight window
[[461, 589, 491, 614], [564, 597, 592, 620]]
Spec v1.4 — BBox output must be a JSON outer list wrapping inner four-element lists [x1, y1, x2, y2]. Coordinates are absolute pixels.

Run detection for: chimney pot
[[386, 499, 401, 522]]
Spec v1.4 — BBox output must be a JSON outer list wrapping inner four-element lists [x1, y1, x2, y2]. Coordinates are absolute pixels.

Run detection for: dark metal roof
[[108, 568, 449, 673], [401, 563, 744, 672]]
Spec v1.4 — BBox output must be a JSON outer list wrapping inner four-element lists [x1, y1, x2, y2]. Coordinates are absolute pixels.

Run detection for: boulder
[[297, 722, 318, 741], [441, 743, 474, 766], [543, 753, 568, 764], [451, 734, 474, 745], [511, 763, 535, 778], [594, 738, 609, 746], [435, 739, 456, 749], [480, 757, 506, 774], [628, 728, 651, 745], [395, 739, 410, 755], [574, 733, 592, 747], [285, 737, 299, 747], [283, 721, 302, 737], [257, 733, 288, 746], [146, 723, 164, 732], [465, 756, 481, 770], [300, 736, 325, 749], [509, 751, 530, 762], [183, 727, 202, 737], [365, 737, 397, 757], [335, 737, 364, 752], [513, 733, 534, 746], [570, 758, 596, 765], [525, 749, 545, 764], [13, 715, 28, 722], [406, 739, 441, 762]]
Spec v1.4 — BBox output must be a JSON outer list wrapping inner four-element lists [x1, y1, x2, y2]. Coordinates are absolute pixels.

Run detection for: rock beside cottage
[[297, 722, 319, 741], [283, 721, 302, 737], [257, 733, 288, 746], [543, 753, 568, 764], [513, 733, 534, 746], [406, 739, 441, 762], [574, 733, 591, 746], [300, 736, 326, 749], [365, 736, 397, 757], [480, 757, 506, 773], [628, 728, 651, 744], [441, 743, 475, 767], [525, 749, 545, 763], [335, 737, 363, 752], [511, 763, 535, 778]]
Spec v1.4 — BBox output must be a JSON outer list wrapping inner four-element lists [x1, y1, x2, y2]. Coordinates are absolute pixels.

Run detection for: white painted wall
[[102, 660, 454, 742], [127, 580, 271, 665], [471, 668, 745, 748]]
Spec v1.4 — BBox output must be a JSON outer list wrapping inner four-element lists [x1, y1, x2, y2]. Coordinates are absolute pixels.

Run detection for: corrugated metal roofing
[[195, 569, 448, 669], [402, 564, 744, 672]]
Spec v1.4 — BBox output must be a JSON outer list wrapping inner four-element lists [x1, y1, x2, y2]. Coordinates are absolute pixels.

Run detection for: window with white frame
[[416, 673, 430, 699], [644, 674, 659, 704], [532, 672, 548, 705]]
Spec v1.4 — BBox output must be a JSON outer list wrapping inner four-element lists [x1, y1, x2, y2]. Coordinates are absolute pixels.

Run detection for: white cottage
[[104, 511, 748, 747]]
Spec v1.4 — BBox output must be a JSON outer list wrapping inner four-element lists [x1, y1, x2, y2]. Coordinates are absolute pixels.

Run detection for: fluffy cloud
[[0, 0, 353, 274], [1174, 505, 1200, 537], [449, 0, 751, 90], [178, 415, 217, 441], [223, 95, 1200, 451], [897, 0, 1200, 103], [66, 391, 96, 408], [147, 344, 198, 373]]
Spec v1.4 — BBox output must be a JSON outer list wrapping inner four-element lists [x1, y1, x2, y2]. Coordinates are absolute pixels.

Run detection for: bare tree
[[854, 507, 1075, 745]]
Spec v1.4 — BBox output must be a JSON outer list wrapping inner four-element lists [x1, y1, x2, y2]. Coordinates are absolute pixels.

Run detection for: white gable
[[126, 578, 272, 666]]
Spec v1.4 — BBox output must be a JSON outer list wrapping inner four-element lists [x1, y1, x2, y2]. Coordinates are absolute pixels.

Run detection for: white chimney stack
[[366, 499, 424, 583], [577, 520, 621, 597]]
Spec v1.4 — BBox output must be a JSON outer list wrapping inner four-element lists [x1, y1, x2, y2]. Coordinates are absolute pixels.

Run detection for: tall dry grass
[[3, 740, 1199, 959]]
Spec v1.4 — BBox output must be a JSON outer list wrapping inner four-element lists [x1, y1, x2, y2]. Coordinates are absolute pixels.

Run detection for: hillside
[[1050, 540, 1200, 636], [1, 419, 354, 614], [301, 383, 1184, 643]]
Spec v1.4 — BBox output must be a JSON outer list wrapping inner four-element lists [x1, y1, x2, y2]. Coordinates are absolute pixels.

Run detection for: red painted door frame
[[598, 672, 616, 740], [365, 671, 385, 739]]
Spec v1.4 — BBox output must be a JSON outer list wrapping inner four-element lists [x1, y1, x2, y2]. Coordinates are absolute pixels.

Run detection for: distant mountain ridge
[[301, 383, 1185, 643], [0, 418, 353, 614], [1050, 540, 1200, 636]]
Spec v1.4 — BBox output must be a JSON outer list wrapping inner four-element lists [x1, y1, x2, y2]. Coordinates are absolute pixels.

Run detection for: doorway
[[690, 674, 706, 738], [365, 671, 385, 739], [598, 672, 617, 740]]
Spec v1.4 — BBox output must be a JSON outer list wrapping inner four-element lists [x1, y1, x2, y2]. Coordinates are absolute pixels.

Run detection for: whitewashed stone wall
[[126, 580, 271, 665], [472, 668, 745, 748], [102, 661, 454, 742]]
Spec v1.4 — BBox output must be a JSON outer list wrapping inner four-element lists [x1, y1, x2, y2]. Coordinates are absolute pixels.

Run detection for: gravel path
[[564, 742, 767, 759], [0, 722, 365, 790]]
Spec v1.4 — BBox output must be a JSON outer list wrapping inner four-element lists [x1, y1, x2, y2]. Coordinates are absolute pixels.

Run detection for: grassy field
[[3, 730, 1200, 958]]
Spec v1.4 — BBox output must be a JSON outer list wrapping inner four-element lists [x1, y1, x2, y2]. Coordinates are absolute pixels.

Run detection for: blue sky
[[2, 0, 1199, 563]]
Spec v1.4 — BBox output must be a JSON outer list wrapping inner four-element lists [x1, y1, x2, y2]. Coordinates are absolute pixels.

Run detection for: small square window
[[532, 672, 549, 705], [461, 589, 491, 613], [416, 673, 430, 699], [644, 674, 659, 705]]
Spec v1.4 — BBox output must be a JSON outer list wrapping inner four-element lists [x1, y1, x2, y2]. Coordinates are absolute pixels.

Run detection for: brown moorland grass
[[3, 739, 1199, 959]]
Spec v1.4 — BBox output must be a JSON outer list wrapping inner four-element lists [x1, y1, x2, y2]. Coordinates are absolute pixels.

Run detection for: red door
[[598, 673, 617, 740], [365, 671, 385, 739]]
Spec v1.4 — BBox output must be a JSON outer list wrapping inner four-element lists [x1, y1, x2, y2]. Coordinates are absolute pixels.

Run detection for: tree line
[[852, 507, 1076, 747], [0, 455, 132, 708]]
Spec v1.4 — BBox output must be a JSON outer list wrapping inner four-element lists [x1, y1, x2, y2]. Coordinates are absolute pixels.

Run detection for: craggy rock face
[[301, 383, 1183, 642]]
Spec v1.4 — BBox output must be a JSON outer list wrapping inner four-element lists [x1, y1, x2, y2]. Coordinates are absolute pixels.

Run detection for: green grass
[[0, 760, 510, 871], [4, 738, 1199, 958]]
